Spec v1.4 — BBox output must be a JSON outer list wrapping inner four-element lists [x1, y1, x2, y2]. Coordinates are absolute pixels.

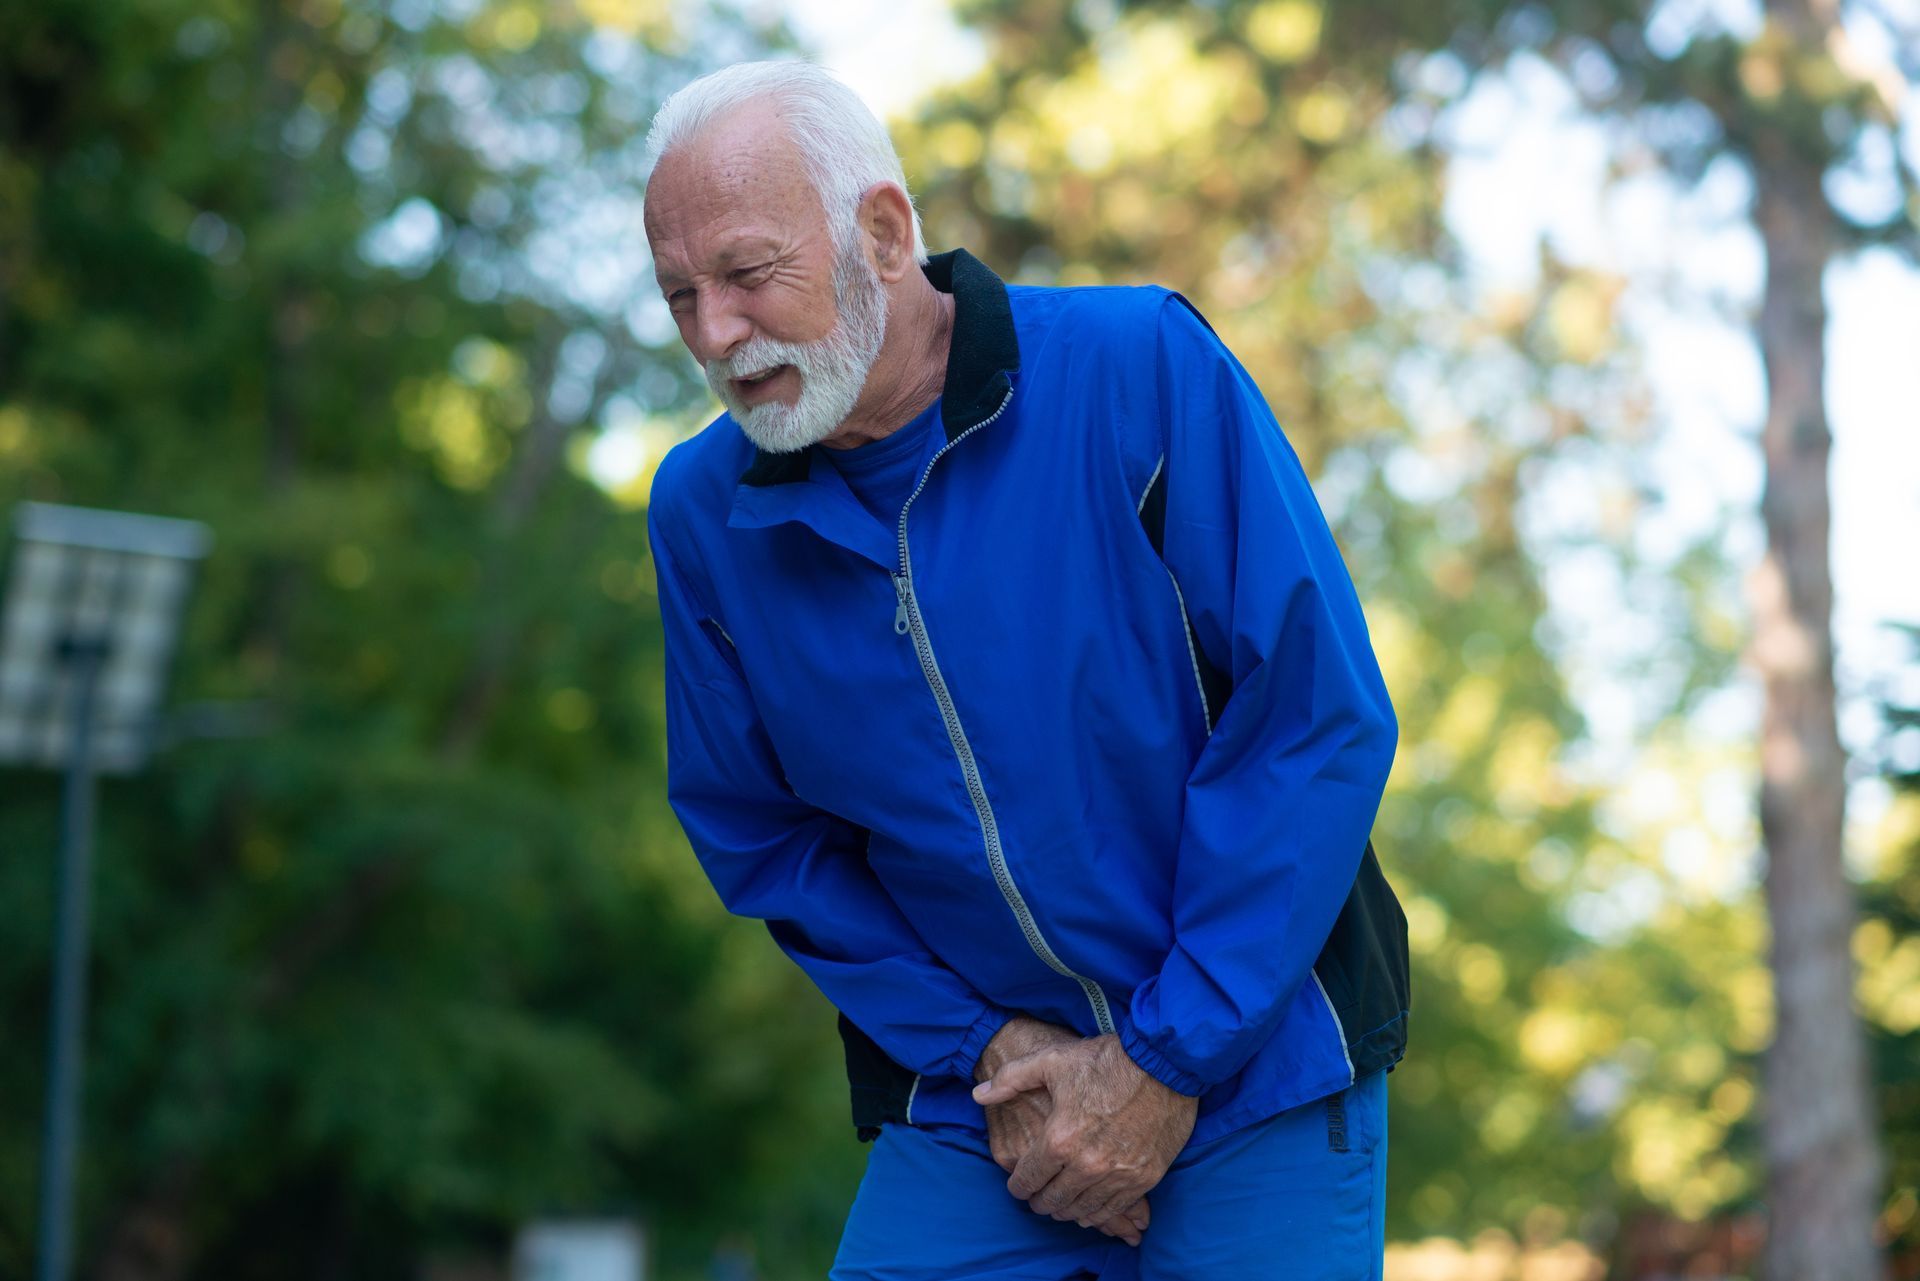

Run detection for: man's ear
[[856, 182, 918, 283]]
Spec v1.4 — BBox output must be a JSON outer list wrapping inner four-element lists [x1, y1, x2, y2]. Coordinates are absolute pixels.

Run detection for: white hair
[[644, 60, 928, 264]]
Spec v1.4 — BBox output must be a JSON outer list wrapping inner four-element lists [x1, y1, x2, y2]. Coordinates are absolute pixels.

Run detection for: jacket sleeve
[[1119, 294, 1399, 1096], [647, 497, 1012, 1082]]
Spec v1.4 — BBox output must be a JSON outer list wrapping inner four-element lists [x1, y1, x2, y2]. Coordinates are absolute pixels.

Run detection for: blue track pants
[[830, 1070, 1388, 1280]]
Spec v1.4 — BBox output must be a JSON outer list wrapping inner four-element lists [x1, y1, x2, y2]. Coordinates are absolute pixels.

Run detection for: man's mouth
[[732, 364, 791, 393]]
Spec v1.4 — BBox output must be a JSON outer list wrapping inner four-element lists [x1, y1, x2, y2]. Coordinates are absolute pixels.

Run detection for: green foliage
[[0, 2, 867, 1277], [1862, 627, 1920, 1259]]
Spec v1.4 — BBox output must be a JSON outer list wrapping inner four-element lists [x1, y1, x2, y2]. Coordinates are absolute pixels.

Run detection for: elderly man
[[643, 60, 1409, 1280]]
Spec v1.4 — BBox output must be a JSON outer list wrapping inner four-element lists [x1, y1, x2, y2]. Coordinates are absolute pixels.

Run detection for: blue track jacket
[[647, 249, 1409, 1145]]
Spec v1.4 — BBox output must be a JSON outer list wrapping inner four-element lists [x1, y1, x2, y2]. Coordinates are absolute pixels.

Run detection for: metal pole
[[34, 635, 108, 1281]]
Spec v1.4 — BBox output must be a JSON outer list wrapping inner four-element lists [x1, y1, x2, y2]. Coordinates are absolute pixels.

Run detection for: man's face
[[644, 105, 888, 453]]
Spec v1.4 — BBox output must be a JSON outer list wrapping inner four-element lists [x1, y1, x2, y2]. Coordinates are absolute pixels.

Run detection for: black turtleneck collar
[[738, 247, 1021, 488]]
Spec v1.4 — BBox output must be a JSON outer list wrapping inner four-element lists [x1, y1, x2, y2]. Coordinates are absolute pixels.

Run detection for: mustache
[[706, 338, 813, 385]]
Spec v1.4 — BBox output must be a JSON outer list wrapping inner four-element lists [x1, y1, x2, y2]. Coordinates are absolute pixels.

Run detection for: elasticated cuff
[[1120, 1024, 1208, 1097], [951, 1004, 1016, 1082]]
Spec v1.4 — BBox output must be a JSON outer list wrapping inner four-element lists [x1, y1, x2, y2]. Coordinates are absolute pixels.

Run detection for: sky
[[1434, 35, 1920, 727], [776, 0, 1920, 901]]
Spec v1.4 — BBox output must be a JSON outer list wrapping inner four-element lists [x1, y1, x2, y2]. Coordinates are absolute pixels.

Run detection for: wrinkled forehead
[[643, 105, 830, 277]]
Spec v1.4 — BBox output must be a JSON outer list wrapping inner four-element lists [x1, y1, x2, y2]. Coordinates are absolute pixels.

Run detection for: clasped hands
[[969, 1016, 1199, 1247]]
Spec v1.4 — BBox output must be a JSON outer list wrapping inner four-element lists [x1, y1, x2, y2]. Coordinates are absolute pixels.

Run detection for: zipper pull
[[892, 576, 910, 635]]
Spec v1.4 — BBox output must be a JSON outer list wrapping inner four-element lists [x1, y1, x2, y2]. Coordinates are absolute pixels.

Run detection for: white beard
[[705, 236, 890, 454]]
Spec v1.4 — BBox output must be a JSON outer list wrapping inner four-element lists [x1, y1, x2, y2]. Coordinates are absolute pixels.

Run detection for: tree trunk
[[1749, 5, 1888, 1273]]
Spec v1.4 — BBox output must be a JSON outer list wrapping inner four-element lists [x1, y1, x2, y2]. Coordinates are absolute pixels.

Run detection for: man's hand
[[974, 1017, 1080, 1170], [975, 1019, 1153, 1246], [972, 1033, 1197, 1234]]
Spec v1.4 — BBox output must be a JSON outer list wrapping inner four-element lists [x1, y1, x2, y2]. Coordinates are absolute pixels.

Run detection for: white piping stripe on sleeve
[[1136, 452, 1166, 515], [905, 1073, 922, 1125], [1312, 968, 1358, 1088], [1163, 567, 1214, 736], [1140, 451, 1213, 736], [709, 619, 737, 650]]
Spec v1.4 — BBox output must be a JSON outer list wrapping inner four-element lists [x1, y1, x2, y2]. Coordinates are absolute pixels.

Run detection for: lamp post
[[0, 502, 210, 1281]]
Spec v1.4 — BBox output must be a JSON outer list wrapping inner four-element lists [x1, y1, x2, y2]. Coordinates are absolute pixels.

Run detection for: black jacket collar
[[738, 247, 1021, 488]]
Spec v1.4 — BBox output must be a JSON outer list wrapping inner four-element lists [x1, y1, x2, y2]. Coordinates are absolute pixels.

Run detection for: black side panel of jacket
[[838, 1013, 917, 1141], [1315, 841, 1412, 1078]]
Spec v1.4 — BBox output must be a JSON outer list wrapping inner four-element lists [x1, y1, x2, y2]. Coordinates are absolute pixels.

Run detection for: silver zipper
[[890, 385, 1117, 1036]]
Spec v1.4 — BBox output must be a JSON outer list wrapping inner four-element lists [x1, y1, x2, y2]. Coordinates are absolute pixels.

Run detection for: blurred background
[[2, 0, 1917, 1278]]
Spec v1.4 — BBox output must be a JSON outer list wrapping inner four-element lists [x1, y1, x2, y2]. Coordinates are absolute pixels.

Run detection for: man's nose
[[691, 297, 752, 365]]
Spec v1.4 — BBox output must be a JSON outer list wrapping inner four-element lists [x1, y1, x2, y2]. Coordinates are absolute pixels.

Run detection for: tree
[[0, 2, 867, 1277], [1741, 4, 1901, 1272], [1406, 1, 1914, 1270]]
